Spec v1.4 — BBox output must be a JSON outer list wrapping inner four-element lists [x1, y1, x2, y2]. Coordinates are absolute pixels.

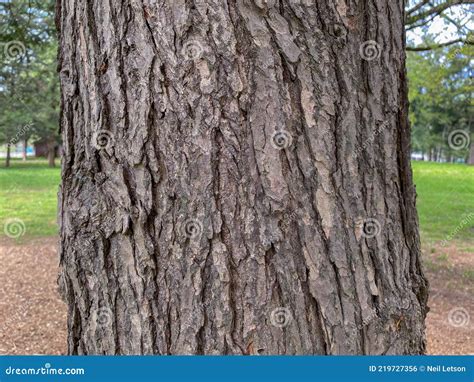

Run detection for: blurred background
[[0, 0, 472, 355]]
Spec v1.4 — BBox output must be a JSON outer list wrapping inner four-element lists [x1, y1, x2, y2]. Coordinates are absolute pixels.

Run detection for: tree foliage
[[405, 0, 473, 50], [408, 43, 473, 162], [0, 0, 58, 165]]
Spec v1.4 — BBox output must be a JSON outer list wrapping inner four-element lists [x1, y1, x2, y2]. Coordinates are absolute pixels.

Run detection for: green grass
[[0, 159, 473, 247], [412, 161, 474, 246], [0, 158, 60, 240]]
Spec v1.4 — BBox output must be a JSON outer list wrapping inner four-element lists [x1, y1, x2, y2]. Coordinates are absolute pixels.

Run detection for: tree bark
[[22, 138, 28, 161], [47, 139, 56, 167], [5, 144, 11, 168], [469, 142, 474, 165], [57, 0, 428, 355]]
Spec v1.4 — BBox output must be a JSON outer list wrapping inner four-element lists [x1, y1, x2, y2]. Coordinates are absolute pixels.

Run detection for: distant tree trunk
[[57, 0, 428, 355], [22, 138, 28, 161], [469, 143, 474, 165], [47, 139, 56, 167], [5, 144, 11, 168]]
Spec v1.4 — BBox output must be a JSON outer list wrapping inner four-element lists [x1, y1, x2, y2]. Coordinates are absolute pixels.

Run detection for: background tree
[[405, 0, 473, 164], [26, 44, 61, 167], [405, 0, 473, 50], [0, 0, 58, 167], [408, 44, 473, 162]]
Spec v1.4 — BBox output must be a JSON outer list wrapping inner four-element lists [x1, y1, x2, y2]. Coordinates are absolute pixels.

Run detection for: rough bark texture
[[57, 0, 429, 355]]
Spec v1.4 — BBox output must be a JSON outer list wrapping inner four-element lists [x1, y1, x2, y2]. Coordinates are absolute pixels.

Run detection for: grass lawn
[[0, 159, 473, 247], [412, 161, 474, 248], [0, 159, 60, 240]]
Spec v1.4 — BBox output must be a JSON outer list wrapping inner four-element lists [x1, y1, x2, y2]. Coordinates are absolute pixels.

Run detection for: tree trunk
[[5, 143, 11, 168], [469, 143, 474, 165], [57, 0, 428, 355], [47, 139, 56, 167], [22, 138, 28, 161]]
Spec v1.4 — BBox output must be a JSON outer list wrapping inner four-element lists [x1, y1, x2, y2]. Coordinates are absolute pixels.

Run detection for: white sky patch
[[407, 5, 473, 45]]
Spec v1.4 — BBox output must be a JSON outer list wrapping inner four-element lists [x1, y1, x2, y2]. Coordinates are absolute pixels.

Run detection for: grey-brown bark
[[57, 0, 428, 355]]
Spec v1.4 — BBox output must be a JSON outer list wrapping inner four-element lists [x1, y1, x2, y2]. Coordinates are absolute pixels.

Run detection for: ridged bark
[[57, 0, 428, 355]]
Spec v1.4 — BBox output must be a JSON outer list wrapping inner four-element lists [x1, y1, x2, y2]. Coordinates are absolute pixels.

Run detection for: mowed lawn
[[0, 159, 473, 246], [0, 159, 60, 239], [412, 161, 474, 247]]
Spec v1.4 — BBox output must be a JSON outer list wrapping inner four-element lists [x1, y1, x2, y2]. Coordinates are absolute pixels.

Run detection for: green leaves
[[0, 0, 58, 147], [407, 44, 473, 161]]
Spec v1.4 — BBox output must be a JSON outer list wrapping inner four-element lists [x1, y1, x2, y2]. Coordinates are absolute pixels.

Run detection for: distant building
[[0, 143, 35, 158]]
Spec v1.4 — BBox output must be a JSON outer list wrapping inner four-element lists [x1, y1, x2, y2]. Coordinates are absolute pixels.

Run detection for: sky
[[407, 5, 473, 46]]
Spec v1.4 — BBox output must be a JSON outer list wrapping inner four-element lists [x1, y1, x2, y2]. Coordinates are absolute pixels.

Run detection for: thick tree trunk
[[57, 0, 428, 355]]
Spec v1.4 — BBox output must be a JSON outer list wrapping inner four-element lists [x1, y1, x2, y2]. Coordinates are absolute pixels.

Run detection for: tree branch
[[405, 0, 474, 26], [406, 11, 442, 31], [406, 38, 473, 51], [407, 0, 431, 16]]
